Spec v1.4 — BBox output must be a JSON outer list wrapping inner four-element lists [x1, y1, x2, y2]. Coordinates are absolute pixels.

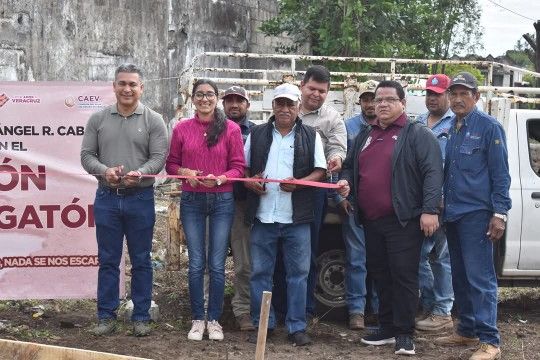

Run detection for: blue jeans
[[418, 226, 454, 315], [342, 209, 378, 315], [306, 188, 328, 315], [180, 191, 235, 321], [446, 210, 499, 346], [272, 188, 326, 317], [250, 221, 311, 334], [93, 186, 155, 321]]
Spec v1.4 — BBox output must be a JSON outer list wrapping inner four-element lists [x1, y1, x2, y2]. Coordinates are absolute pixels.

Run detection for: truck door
[[517, 112, 540, 270]]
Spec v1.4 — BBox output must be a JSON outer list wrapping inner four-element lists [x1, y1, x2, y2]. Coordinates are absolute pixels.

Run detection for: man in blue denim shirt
[[435, 72, 511, 360], [335, 80, 379, 330], [415, 74, 455, 332]]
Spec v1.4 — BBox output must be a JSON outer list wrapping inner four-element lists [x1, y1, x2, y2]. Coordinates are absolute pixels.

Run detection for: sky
[[478, 0, 540, 57]]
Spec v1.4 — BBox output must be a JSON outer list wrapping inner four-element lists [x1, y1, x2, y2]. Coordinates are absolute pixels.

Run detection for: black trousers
[[364, 214, 423, 335]]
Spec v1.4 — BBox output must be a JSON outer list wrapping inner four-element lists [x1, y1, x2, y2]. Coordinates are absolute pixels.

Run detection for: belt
[[99, 186, 152, 196]]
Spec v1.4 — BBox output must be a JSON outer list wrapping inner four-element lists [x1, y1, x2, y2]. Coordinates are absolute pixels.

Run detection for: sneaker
[[207, 320, 224, 341], [133, 320, 151, 337], [91, 318, 117, 336], [361, 329, 396, 346], [469, 343, 501, 360], [247, 328, 274, 344], [434, 332, 479, 346], [236, 313, 255, 331], [416, 314, 454, 331], [187, 320, 206, 341], [349, 313, 365, 330], [288, 330, 312, 346], [394, 335, 415, 355]]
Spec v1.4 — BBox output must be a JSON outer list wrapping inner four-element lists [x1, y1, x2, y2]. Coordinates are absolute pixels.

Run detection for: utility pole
[[523, 21, 540, 108], [536, 21, 540, 87], [523, 21, 540, 85]]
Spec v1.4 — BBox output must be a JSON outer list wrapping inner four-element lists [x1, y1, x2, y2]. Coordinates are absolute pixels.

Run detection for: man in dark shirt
[[435, 72, 511, 360], [339, 80, 443, 356], [222, 86, 256, 331], [335, 80, 380, 330]]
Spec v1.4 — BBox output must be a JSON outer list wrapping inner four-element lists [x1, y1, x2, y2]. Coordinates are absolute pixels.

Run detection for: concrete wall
[[0, 0, 290, 120]]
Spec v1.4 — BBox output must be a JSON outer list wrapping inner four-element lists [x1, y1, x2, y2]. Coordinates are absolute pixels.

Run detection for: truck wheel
[[314, 249, 347, 319]]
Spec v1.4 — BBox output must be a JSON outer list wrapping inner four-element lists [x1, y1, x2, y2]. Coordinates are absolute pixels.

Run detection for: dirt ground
[[1, 194, 539, 360]]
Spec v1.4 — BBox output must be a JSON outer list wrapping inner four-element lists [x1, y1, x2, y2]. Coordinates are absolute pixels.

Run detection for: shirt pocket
[[458, 139, 483, 172]]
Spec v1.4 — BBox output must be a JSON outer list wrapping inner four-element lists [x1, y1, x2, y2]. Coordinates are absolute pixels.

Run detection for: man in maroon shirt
[[338, 80, 443, 356]]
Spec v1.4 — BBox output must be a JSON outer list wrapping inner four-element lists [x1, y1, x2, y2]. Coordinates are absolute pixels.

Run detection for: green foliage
[[261, 0, 483, 66], [224, 283, 235, 297], [443, 64, 485, 83], [506, 50, 534, 70], [510, 34, 535, 71]]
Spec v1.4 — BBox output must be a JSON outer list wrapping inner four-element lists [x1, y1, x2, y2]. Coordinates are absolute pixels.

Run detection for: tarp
[[0, 82, 117, 299]]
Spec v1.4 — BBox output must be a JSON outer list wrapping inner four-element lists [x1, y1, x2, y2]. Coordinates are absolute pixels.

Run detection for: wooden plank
[[0, 339, 152, 360], [255, 291, 272, 360], [165, 197, 184, 271]]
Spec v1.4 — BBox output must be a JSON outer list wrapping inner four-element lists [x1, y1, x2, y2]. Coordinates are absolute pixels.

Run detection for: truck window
[[528, 119, 540, 176]]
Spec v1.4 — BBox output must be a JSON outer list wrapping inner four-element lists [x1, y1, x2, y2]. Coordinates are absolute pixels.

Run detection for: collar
[[419, 108, 453, 126], [111, 102, 144, 116]]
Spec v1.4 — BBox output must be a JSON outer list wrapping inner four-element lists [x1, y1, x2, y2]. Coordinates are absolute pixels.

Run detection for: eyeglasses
[[193, 92, 217, 100], [374, 97, 402, 105]]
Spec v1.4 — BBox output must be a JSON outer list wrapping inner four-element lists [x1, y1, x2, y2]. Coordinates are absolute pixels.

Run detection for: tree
[[515, 33, 536, 68], [509, 34, 536, 86], [261, 0, 483, 62]]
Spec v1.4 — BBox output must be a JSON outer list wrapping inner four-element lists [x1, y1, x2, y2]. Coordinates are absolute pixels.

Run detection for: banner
[[0, 82, 116, 299]]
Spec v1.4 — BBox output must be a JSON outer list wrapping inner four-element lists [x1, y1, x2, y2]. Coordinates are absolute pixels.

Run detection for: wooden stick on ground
[[0, 339, 152, 360], [255, 291, 273, 360]]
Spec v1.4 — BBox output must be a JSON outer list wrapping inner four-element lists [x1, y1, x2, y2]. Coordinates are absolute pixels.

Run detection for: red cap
[[425, 74, 451, 94]]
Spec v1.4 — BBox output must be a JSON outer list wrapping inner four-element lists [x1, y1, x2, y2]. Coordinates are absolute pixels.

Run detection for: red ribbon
[[0, 171, 340, 189]]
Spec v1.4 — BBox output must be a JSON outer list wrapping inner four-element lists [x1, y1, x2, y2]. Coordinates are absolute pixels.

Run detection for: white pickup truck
[[498, 108, 540, 282], [314, 105, 540, 315]]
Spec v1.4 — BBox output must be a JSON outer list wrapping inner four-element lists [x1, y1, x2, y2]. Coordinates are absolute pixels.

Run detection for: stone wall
[[0, 0, 291, 120]]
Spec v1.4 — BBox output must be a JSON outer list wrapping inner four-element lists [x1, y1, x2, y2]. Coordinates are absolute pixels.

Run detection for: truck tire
[[314, 249, 348, 320]]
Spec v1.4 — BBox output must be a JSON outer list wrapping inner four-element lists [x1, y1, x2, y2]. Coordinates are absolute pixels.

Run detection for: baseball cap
[[358, 80, 379, 98], [425, 74, 450, 94], [222, 85, 250, 102], [449, 72, 478, 90], [273, 83, 301, 102]]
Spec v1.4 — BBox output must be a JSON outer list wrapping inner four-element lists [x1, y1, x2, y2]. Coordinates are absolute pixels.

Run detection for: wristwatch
[[493, 213, 507, 222], [216, 178, 222, 186]]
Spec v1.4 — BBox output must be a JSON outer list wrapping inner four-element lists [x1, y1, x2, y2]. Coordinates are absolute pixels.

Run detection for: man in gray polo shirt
[[81, 63, 168, 337]]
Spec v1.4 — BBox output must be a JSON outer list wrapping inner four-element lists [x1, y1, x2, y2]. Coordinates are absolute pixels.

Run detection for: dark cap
[[222, 85, 249, 102], [426, 74, 450, 94], [449, 72, 478, 90]]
